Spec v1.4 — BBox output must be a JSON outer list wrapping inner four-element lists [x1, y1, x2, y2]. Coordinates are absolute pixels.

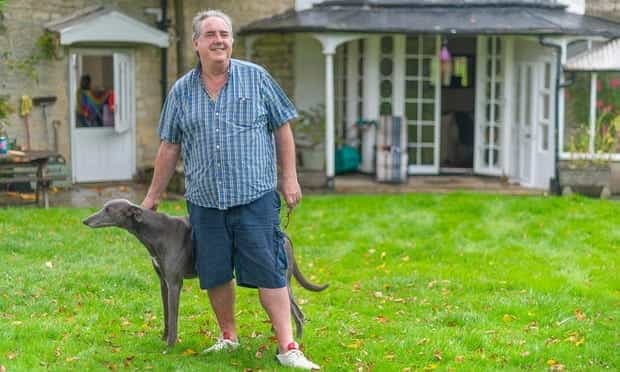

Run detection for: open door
[[405, 35, 441, 174], [113, 52, 134, 134], [474, 36, 507, 176], [70, 50, 135, 182]]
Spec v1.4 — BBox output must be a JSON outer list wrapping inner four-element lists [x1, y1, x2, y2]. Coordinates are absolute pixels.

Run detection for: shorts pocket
[[274, 228, 289, 271]]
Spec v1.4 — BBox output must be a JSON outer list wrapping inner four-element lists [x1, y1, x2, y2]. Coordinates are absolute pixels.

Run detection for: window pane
[[406, 36, 419, 54], [542, 95, 550, 120], [495, 58, 502, 76], [380, 58, 393, 76], [406, 102, 418, 120], [594, 72, 620, 153], [541, 124, 549, 151], [494, 104, 502, 123], [422, 81, 434, 99], [381, 36, 393, 54], [422, 103, 434, 121], [406, 80, 418, 98], [495, 82, 502, 100], [563, 72, 591, 152], [493, 126, 500, 145], [544, 63, 551, 89], [422, 125, 434, 142], [408, 147, 418, 164], [380, 102, 392, 115], [495, 37, 502, 54], [381, 80, 392, 98], [408, 125, 418, 142], [422, 58, 432, 77], [421, 147, 434, 165], [406, 58, 418, 76], [422, 36, 435, 55]]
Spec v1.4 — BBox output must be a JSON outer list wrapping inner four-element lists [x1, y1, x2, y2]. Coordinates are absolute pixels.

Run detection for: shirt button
[[216, 128, 219, 132], [216, 145, 220, 150], [215, 112, 219, 116]]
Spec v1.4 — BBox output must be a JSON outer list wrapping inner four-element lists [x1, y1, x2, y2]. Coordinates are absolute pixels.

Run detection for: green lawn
[[1, 193, 619, 371]]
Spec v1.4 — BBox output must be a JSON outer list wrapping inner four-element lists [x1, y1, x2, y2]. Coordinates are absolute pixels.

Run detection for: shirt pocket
[[227, 96, 266, 128]]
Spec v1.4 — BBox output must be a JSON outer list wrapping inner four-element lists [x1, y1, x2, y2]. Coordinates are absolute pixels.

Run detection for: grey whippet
[[83, 198, 328, 346]]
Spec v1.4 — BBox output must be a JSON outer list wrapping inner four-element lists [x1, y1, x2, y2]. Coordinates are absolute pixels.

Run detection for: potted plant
[[0, 96, 14, 154], [294, 104, 325, 171]]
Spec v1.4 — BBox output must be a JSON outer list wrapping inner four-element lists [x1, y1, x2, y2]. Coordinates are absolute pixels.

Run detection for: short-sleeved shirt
[[158, 59, 298, 210]]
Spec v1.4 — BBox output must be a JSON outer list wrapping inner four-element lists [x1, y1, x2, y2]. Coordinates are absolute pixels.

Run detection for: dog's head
[[83, 199, 144, 229]]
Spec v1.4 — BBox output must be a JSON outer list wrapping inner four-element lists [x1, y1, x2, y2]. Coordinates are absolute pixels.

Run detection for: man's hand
[[141, 194, 160, 211], [280, 176, 302, 209]]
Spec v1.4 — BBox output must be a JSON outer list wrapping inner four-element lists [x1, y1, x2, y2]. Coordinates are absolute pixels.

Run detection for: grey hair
[[192, 10, 234, 40]]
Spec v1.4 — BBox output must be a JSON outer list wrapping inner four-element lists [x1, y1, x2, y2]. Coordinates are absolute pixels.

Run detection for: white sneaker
[[276, 349, 321, 370], [202, 337, 240, 353]]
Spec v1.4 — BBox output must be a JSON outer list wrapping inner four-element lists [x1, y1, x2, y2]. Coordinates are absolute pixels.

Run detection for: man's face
[[193, 16, 233, 66]]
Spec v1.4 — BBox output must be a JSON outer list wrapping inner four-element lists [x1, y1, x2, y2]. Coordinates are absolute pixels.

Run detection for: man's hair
[[192, 10, 234, 40]]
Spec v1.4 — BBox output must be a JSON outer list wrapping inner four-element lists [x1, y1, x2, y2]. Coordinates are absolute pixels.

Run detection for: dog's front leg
[[159, 275, 169, 341], [165, 279, 183, 346]]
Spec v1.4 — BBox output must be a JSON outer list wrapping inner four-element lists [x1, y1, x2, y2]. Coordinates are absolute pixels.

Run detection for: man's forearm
[[274, 123, 298, 180], [146, 142, 181, 201]]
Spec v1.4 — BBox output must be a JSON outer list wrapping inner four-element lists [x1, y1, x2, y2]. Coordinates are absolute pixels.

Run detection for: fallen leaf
[[6, 352, 17, 360], [12, 320, 22, 326], [182, 348, 197, 356], [402, 368, 411, 372], [65, 356, 79, 362], [111, 347, 121, 353], [346, 339, 363, 349], [352, 283, 361, 292], [574, 309, 587, 321], [45, 261, 53, 269], [502, 314, 516, 322], [549, 364, 566, 371], [373, 291, 383, 298], [423, 363, 438, 371], [455, 355, 465, 362], [375, 315, 389, 323], [384, 352, 395, 360], [547, 359, 558, 366], [123, 356, 134, 367], [433, 350, 443, 360], [381, 251, 387, 259], [521, 351, 530, 357], [55, 347, 62, 357], [402, 256, 410, 262], [416, 338, 429, 345], [298, 298, 308, 305]]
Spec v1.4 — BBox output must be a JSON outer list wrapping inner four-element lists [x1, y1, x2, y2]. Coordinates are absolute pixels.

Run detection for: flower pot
[[300, 148, 324, 171], [559, 165, 612, 198]]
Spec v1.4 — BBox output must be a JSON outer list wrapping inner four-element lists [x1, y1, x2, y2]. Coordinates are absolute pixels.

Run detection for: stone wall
[[585, 0, 620, 21]]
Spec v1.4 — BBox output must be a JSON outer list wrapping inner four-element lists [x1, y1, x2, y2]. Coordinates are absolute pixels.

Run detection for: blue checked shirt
[[158, 59, 298, 210]]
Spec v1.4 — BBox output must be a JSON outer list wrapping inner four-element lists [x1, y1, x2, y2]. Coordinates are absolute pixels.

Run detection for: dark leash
[[283, 206, 293, 230]]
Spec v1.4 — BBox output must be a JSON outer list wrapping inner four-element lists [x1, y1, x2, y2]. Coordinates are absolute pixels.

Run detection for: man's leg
[[258, 287, 293, 353], [208, 279, 238, 340]]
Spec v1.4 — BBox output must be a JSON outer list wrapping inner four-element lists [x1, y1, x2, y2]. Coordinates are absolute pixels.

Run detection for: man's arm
[[274, 123, 302, 209], [141, 141, 181, 210]]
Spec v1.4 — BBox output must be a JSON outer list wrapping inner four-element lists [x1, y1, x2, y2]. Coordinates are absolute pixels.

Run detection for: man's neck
[[202, 60, 230, 80]]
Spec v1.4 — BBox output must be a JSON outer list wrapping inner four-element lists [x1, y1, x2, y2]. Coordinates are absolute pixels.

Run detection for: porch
[[333, 174, 543, 195]]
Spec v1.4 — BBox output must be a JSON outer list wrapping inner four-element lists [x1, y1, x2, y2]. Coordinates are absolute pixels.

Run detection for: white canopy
[[46, 6, 169, 48], [564, 38, 620, 71]]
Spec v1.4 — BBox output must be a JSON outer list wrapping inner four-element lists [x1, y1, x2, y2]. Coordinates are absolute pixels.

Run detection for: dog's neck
[[127, 210, 181, 258]]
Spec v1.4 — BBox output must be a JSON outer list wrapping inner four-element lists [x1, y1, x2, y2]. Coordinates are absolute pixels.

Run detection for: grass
[[0, 193, 619, 371]]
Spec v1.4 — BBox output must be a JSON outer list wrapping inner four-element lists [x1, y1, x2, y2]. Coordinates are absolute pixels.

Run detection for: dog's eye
[[104, 207, 110, 213]]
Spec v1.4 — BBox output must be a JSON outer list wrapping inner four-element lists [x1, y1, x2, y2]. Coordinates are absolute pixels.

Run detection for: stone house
[[0, 0, 293, 183]]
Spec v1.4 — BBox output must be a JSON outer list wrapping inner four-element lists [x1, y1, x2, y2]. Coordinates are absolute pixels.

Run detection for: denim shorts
[[187, 190, 288, 289]]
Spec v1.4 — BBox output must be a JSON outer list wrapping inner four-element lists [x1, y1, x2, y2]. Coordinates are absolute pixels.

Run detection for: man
[[141, 9, 320, 370]]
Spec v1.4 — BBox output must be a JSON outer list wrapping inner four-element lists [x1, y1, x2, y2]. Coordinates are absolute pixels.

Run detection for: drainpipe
[[159, 0, 170, 106], [174, 0, 186, 76], [538, 36, 573, 195]]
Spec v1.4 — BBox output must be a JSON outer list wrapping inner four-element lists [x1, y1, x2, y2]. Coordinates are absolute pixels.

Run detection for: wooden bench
[[0, 150, 67, 208]]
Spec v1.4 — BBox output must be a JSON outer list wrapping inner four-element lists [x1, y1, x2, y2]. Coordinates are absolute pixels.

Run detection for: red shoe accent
[[223, 331, 233, 340], [287, 342, 299, 351]]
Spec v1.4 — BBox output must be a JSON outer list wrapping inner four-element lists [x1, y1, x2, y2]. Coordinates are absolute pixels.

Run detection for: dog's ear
[[125, 205, 143, 222]]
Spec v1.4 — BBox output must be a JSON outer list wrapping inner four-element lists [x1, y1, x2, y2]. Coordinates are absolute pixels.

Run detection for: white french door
[[515, 63, 536, 186], [403, 35, 441, 174], [475, 36, 507, 176]]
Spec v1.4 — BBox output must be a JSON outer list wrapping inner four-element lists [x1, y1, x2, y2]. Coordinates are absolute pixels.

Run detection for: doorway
[[69, 50, 135, 183], [439, 37, 476, 173]]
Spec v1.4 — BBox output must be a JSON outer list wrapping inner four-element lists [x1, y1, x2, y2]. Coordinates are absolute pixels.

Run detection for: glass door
[[404, 35, 440, 174]]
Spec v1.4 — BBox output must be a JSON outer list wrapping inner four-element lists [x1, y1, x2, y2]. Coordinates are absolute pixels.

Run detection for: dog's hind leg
[[288, 286, 305, 338], [165, 279, 182, 346]]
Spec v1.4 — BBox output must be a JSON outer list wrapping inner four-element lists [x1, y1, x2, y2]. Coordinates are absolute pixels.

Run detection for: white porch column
[[325, 51, 336, 188], [313, 33, 364, 188], [361, 36, 380, 174]]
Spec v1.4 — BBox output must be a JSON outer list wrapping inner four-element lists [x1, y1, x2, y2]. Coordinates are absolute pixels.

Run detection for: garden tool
[[19, 95, 32, 150], [33, 96, 57, 150]]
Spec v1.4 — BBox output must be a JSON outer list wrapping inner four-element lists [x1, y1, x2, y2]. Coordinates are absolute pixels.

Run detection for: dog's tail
[[287, 237, 329, 292]]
